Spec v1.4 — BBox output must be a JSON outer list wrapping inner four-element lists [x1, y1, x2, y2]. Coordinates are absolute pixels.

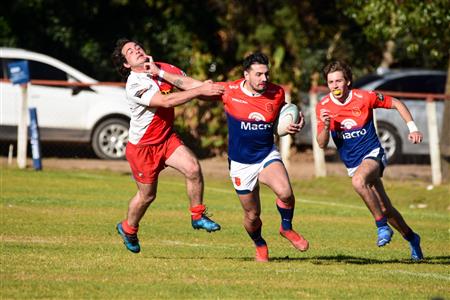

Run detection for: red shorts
[[126, 132, 183, 184]]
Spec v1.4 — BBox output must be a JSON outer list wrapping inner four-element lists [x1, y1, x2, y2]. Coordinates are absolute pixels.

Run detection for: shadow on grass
[[223, 255, 450, 265], [264, 254, 450, 265]]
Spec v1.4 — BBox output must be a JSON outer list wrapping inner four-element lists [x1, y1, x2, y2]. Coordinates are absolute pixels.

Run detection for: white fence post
[[426, 98, 442, 185], [280, 90, 292, 171], [309, 89, 327, 177], [17, 84, 28, 169]]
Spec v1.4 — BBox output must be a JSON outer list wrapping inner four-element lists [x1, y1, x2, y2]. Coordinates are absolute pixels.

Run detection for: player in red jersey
[[316, 61, 423, 260], [147, 52, 309, 262], [111, 39, 224, 253]]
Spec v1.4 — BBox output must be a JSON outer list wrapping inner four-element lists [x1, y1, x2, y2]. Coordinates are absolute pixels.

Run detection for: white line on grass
[[160, 180, 447, 218]]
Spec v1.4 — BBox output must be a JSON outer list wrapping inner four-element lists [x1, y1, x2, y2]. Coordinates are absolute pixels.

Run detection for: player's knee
[[245, 211, 260, 224], [352, 174, 367, 192], [184, 160, 202, 180]]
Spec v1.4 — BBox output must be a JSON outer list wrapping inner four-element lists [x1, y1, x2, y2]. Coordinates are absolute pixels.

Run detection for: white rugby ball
[[276, 103, 299, 136]]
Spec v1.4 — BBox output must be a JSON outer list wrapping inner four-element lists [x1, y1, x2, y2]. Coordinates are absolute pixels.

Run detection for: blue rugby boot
[[409, 233, 424, 261], [116, 222, 140, 253], [377, 225, 394, 247], [192, 215, 221, 232]]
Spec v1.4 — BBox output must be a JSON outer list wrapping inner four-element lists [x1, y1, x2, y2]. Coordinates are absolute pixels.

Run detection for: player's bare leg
[[166, 145, 204, 207], [352, 159, 393, 246], [259, 161, 308, 251], [117, 181, 157, 253], [127, 181, 158, 227], [238, 186, 268, 262], [372, 179, 423, 260], [166, 145, 220, 232]]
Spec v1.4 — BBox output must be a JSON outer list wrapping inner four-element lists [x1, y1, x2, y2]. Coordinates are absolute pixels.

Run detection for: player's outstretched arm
[[144, 56, 203, 90], [149, 81, 224, 108], [391, 98, 423, 144]]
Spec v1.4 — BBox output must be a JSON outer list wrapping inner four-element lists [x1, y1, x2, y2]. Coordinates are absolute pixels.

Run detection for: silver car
[[296, 69, 447, 163]]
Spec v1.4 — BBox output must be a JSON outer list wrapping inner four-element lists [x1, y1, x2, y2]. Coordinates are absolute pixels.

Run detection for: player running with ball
[[316, 61, 424, 260], [147, 52, 309, 262]]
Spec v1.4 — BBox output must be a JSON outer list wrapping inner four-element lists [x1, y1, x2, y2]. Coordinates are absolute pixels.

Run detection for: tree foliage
[[1, 0, 448, 157]]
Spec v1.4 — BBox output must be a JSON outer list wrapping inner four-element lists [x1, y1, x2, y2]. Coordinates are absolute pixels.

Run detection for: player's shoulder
[[156, 62, 185, 75], [318, 93, 332, 106], [352, 88, 372, 98], [220, 78, 243, 90]]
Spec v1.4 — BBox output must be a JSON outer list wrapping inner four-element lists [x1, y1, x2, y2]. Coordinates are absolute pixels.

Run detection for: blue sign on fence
[[7, 60, 30, 85], [29, 107, 42, 171]]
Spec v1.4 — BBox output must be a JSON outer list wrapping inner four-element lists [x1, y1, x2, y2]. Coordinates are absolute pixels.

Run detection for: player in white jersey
[[111, 38, 224, 253]]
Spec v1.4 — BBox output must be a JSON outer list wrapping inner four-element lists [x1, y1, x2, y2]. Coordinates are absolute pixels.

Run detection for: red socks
[[122, 220, 138, 235], [190, 204, 206, 220]]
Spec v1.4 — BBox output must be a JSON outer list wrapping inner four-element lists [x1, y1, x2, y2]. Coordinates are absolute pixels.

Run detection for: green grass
[[1, 167, 449, 299]]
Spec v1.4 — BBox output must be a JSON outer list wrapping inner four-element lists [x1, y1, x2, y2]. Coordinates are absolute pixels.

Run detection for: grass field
[[1, 167, 449, 299]]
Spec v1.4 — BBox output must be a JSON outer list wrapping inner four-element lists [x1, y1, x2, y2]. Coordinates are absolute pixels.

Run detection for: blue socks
[[277, 199, 294, 231]]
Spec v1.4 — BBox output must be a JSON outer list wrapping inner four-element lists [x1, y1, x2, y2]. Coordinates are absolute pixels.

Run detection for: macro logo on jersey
[[340, 118, 358, 130], [337, 118, 367, 140], [241, 112, 272, 131]]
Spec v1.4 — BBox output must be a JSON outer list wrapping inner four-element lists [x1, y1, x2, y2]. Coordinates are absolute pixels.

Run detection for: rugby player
[[147, 52, 309, 262], [316, 61, 424, 260], [111, 38, 224, 253]]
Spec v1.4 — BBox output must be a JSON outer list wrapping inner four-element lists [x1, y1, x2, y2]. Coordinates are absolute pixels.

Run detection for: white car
[[0, 47, 130, 159]]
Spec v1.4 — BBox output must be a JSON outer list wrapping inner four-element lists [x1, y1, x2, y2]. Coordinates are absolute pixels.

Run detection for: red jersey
[[218, 78, 286, 163], [125, 62, 184, 145]]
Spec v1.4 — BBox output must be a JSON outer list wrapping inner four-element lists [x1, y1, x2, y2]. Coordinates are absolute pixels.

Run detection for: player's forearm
[[151, 88, 202, 108], [161, 71, 203, 90], [316, 128, 330, 149], [392, 98, 414, 123]]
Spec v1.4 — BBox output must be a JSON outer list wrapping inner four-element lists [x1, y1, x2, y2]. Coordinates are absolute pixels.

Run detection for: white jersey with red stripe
[[218, 78, 286, 164], [125, 63, 184, 145], [316, 89, 393, 169]]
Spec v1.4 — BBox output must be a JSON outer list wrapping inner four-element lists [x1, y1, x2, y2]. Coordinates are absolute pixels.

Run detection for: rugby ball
[[276, 103, 299, 136]]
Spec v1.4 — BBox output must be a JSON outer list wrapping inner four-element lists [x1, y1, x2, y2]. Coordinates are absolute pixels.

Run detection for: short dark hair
[[243, 52, 269, 71], [322, 61, 353, 87], [111, 38, 145, 79]]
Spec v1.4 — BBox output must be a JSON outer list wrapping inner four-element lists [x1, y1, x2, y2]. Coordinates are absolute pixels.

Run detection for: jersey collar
[[330, 90, 353, 106], [240, 80, 262, 97]]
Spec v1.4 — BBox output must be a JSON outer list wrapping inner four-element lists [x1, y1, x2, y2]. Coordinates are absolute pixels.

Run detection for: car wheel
[[377, 122, 402, 164], [92, 118, 129, 160]]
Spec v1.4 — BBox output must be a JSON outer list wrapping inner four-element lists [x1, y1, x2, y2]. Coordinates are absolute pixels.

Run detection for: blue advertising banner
[[29, 107, 42, 170], [7, 60, 30, 85]]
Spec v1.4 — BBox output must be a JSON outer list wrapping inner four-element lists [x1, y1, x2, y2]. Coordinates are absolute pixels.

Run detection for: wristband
[[407, 121, 419, 133], [158, 69, 165, 79]]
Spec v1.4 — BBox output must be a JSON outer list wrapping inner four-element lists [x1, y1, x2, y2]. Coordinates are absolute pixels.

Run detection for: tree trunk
[[440, 57, 450, 183]]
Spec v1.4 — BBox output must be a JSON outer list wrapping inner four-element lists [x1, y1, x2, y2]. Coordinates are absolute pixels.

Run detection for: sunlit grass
[[1, 167, 449, 299]]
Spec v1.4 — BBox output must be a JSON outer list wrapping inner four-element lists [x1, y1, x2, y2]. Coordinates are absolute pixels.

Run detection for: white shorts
[[347, 147, 387, 177], [229, 149, 282, 194]]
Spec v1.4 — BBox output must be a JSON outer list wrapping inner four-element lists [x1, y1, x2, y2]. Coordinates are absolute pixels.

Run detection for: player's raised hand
[[408, 131, 423, 144], [319, 109, 331, 128], [144, 56, 160, 76]]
